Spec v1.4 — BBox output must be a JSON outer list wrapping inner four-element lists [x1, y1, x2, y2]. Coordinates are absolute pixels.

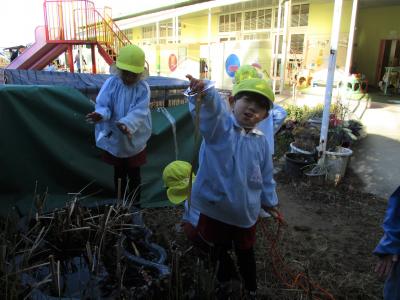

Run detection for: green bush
[[284, 103, 338, 123]]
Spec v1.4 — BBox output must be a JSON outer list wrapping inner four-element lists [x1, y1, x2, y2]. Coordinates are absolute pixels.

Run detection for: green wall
[[354, 5, 400, 84]]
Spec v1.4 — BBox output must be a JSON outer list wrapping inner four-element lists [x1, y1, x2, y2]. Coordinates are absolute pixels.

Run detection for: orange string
[[261, 215, 335, 300]]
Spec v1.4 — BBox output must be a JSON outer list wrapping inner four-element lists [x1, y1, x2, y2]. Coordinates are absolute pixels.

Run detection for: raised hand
[[86, 112, 103, 123], [186, 74, 205, 95], [116, 122, 133, 139]]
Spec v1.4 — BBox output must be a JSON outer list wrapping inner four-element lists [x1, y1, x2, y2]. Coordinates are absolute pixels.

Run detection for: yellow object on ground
[[162, 160, 196, 204]]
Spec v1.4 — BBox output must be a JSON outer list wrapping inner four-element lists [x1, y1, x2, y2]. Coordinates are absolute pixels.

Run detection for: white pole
[[272, 0, 282, 93], [176, 16, 179, 43], [318, 0, 343, 163], [279, 0, 290, 95], [173, 17, 176, 43], [344, 0, 358, 75], [208, 8, 211, 80]]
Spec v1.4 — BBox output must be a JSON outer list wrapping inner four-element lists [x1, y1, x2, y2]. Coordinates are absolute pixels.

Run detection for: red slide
[[6, 26, 68, 70]]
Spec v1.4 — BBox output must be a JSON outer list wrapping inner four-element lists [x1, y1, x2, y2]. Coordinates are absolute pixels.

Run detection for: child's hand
[[116, 122, 132, 139], [86, 112, 102, 123], [186, 74, 205, 95], [375, 254, 398, 279], [261, 205, 285, 225]]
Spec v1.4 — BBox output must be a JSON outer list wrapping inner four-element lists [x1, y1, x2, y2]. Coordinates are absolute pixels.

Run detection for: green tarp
[[0, 85, 195, 215]]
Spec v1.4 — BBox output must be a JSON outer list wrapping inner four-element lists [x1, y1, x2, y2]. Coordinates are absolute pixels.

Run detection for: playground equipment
[[6, 0, 130, 73]]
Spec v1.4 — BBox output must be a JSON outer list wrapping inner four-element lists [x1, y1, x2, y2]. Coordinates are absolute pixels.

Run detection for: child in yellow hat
[[86, 45, 151, 202], [185, 72, 279, 299]]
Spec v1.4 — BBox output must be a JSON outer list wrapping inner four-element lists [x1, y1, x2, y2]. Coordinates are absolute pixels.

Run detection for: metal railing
[[43, 0, 131, 61]]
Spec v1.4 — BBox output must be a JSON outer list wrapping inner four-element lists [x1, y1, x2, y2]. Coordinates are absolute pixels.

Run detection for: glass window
[[235, 13, 242, 31], [290, 34, 305, 54], [251, 11, 257, 30], [219, 15, 225, 32], [244, 11, 257, 31], [291, 5, 300, 27], [244, 12, 251, 30], [220, 13, 242, 32], [123, 29, 133, 41], [257, 9, 272, 29], [300, 4, 309, 26], [291, 4, 309, 27], [142, 25, 155, 40]]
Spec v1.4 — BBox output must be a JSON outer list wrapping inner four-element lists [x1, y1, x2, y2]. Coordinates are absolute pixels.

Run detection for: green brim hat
[[234, 64, 260, 83], [162, 161, 196, 204], [116, 44, 145, 74], [167, 184, 192, 204], [232, 77, 275, 106]]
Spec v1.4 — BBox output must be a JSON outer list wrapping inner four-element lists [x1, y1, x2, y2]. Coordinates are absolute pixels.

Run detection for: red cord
[[261, 214, 336, 300]]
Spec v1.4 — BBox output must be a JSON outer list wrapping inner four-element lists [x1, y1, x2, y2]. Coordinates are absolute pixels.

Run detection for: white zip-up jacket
[[94, 76, 152, 158], [188, 87, 278, 228]]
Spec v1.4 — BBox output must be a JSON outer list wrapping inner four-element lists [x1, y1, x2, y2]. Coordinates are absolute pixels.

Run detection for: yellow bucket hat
[[162, 161, 196, 204], [116, 44, 145, 74]]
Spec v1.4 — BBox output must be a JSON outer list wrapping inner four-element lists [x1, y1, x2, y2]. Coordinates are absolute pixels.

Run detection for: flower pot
[[325, 147, 353, 184], [289, 142, 315, 156], [285, 152, 315, 177], [304, 165, 326, 186]]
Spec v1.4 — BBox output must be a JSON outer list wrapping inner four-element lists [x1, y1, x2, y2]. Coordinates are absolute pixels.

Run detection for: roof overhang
[[116, 0, 251, 30]]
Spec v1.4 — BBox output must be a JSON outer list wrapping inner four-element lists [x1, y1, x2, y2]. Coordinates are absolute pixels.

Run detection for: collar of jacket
[[231, 115, 264, 136]]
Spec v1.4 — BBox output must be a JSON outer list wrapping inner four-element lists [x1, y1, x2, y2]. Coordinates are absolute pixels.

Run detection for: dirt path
[[143, 171, 389, 299], [257, 173, 388, 299]]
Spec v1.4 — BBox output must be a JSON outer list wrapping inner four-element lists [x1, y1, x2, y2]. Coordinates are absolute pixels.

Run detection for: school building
[[113, 0, 400, 91]]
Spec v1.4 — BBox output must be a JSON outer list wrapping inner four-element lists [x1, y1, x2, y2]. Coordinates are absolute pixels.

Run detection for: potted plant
[[324, 115, 365, 184]]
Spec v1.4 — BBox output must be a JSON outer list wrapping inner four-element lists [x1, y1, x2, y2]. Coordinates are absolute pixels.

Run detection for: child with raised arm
[[86, 45, 151, 202], [186, 74, 278, 299], [374, 186, 400, 300]]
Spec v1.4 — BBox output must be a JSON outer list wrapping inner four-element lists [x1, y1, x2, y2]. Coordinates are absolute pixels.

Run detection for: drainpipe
[[208, 7, 211, 80], [172, 17, 176, 43], [272, 0, 282, 93], [156, 22, 160, 75], [318, 0, 343, 164], [344, 0, 358, 75], [279, 0, 290, 95], [176, 16, 179, 43]]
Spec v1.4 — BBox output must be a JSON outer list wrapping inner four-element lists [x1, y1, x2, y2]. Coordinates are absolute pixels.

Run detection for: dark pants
[[385, 261, 400, 300], [197, 214, 258, 292], [211, 244, 257, 292], [114, 165, 141, 203]]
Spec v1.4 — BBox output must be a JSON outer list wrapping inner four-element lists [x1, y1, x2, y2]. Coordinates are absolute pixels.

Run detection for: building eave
[[115, 0, 251, 30]]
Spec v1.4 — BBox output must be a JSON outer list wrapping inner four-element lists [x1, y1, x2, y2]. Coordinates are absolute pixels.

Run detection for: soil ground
[[143, 169, 388, 299]]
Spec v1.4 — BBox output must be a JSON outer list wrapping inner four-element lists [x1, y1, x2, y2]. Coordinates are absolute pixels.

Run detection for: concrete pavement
[[349, 102, 400, 198]]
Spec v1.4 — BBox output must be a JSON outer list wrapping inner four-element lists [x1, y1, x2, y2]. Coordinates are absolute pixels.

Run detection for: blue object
[[225, 54, 240, 78], [384, 261, 400, 300], [374, 186, 400, 255], [374, 186, 400, 300]]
